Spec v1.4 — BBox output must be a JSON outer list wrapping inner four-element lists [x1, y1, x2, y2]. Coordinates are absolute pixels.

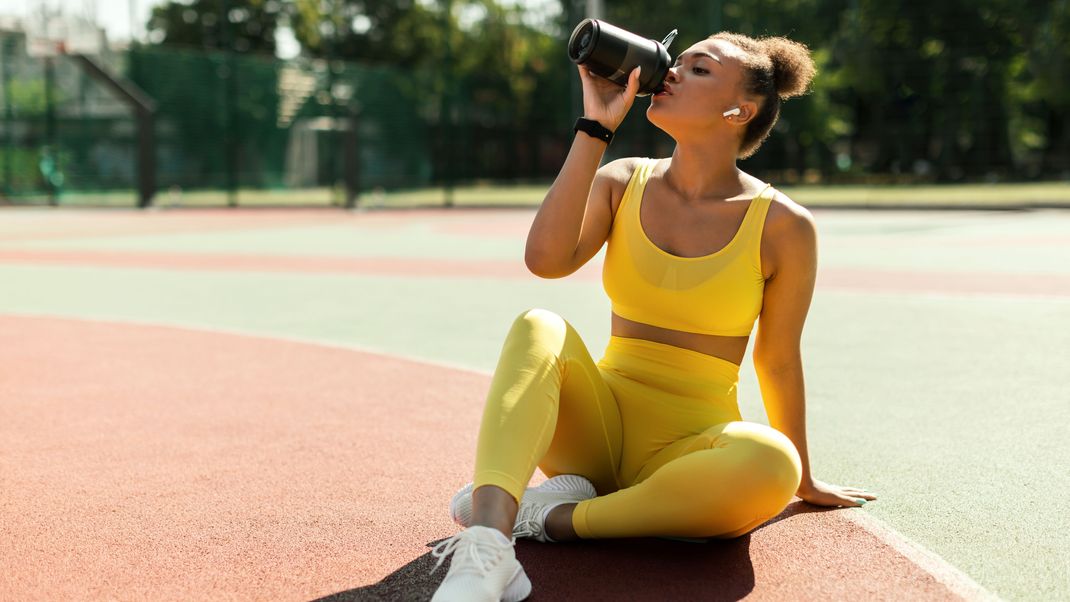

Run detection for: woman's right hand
[[577, 64, 642, 132]]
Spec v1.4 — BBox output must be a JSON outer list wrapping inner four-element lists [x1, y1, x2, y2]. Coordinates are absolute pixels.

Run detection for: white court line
[[1, 310, 1006, 601], [839, 508, 1002, 601]]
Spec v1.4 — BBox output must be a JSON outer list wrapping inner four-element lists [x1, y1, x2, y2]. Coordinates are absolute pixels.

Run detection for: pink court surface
[[3, 206, 1064, 600]]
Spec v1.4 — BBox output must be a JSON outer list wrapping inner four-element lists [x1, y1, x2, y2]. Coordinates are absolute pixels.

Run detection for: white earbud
[[722, 107, 741, 118]]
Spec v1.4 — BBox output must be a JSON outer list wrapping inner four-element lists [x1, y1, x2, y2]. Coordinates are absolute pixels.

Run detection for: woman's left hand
[[796, 478, 877, 507]]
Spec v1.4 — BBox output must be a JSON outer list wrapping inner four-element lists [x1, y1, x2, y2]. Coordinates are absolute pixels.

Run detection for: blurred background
[[0, 0, 1067, 208]]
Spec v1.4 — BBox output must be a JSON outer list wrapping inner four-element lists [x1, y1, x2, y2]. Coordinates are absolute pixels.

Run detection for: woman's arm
[[753, 194, 818, 492], [525, 133, 611, 277], [526, 65, 642, 277], [753, 195, 876, 508]]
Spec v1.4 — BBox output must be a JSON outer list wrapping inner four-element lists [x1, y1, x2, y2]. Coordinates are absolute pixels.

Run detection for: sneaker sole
[[430, 551, 532, 602], [502, 563, 532, 602], [430, 527, 533, 602]]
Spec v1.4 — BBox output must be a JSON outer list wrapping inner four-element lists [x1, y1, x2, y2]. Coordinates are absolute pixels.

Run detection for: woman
[[430, 31, 877, 602]]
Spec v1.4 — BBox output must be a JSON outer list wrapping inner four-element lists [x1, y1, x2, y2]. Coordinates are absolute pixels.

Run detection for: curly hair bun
[[761, 37, 816, 99]]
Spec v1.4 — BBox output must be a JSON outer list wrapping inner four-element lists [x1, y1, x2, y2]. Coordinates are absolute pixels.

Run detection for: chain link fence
[[2, 18, 1068, 208]]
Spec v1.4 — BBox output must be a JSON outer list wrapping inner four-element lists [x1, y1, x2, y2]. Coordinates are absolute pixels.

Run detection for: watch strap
[[573, 117, 614, 144]]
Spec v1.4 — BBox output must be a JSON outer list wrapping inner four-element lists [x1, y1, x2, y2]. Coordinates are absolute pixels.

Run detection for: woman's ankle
[[470, 518, 515, 542], [545, 503, 579, 541], [470, 484, 519, 540]]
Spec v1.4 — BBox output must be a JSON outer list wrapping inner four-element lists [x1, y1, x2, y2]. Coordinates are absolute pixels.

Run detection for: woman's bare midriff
[[611, 312, 750, 367]]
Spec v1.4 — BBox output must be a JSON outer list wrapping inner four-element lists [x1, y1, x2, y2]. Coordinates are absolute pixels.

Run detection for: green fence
[[2, 2, 1069, 208], [1, 32, 137, 203], [0, 39, 583, 207]]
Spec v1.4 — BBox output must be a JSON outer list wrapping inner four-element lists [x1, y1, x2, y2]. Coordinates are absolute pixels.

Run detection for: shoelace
[[429, 531, 505, 576], [512, 518, 542, 539], [512, 501, 550, 540]]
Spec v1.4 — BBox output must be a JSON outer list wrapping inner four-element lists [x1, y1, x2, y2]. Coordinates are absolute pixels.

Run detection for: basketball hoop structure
[[21, 3, 156, 208], [25, 6, 104, 58]]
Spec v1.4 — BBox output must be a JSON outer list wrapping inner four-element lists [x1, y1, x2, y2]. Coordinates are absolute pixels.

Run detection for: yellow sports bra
[[602, 157, 774, 337]]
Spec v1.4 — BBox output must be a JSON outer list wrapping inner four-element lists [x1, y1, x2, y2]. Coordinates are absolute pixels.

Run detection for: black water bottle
[[567, 19, 678, 97]]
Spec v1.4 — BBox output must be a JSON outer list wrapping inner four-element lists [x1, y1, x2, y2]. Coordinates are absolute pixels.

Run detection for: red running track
[[0, 315, 991, 600]]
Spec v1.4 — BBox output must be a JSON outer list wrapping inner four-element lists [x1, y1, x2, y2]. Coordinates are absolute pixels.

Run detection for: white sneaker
[[449, 474, 598, 543], [429, 525, 532, 602]]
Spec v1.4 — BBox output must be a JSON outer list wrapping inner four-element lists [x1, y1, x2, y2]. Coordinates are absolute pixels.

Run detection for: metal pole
[[44, 56, 57, 205], [222, 0, 237, 207], [230, 56, 241, 206], [2, 37, 14, 196], [441, 0, 454, 208], [71, 54, 157, 207], [343, 107, 359, 209], [328, 0, 339, 207], [135, 107, 156, 208]]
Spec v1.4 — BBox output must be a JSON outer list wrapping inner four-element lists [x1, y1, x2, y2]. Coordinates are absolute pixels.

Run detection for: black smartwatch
[[574, 117, 614, 144]]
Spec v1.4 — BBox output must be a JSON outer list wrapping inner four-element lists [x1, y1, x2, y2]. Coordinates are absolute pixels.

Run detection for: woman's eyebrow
[[674, 52, 722, 64]]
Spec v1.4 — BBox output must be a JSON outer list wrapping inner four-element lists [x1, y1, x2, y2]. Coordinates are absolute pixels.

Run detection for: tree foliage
[[142, 0, 1070, 181], [147, 0, 282, 55]]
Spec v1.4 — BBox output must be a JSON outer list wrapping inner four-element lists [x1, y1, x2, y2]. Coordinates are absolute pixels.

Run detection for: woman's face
[[647, 38, 747, 137]]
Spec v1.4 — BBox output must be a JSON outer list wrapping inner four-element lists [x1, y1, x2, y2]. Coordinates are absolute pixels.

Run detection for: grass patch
[[5, 181, 1068, 209]]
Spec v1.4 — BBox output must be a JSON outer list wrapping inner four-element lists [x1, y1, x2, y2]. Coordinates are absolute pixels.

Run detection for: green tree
[[131, 0, 1070, 183], [1023, 0, 1070, 173], [146, 0, 282, 55], [289, 0, 445, 66], [289, 0, 565, 181]]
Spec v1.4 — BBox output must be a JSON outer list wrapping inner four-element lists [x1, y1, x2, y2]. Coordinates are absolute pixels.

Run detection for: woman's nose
[[665, 66, 680, 82]]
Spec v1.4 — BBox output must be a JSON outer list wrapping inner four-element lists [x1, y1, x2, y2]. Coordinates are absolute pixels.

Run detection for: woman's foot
[[429, 525, 532, 602], [449, 474, 597, 543]]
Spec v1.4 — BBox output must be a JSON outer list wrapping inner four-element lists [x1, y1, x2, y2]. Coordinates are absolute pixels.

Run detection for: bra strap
[[749, 184, 775, 270], [620, 157, 659, 218]]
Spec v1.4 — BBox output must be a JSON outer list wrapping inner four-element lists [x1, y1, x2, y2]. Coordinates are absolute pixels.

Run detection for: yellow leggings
[[473, 308, 803, 540]]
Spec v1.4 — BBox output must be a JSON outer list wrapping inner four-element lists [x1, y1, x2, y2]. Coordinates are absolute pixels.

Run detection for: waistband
[[598, 335, 740, 399]]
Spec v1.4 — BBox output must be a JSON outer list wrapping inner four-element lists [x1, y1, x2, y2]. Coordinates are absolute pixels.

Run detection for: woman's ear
[[733, 100, 759, 125]]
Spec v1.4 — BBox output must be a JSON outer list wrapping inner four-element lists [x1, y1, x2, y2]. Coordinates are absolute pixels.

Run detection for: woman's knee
[[732, 424, 803, 507], [699, 422, 803, 509], [508, 308, 569, 347], [681, 434, 800, 538], [514, 307, 565, 328]]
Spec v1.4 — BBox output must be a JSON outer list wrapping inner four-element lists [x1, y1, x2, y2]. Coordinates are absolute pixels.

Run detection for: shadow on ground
[[318, 500, 837, 601]]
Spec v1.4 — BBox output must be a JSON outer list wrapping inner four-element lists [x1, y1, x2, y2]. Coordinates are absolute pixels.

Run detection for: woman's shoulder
[[734, 169, 810, 224], [600, 156, 654, 178], [757, 186, 817, 279], [764, 187, 817, 239], [599, 158, 657, 217]]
